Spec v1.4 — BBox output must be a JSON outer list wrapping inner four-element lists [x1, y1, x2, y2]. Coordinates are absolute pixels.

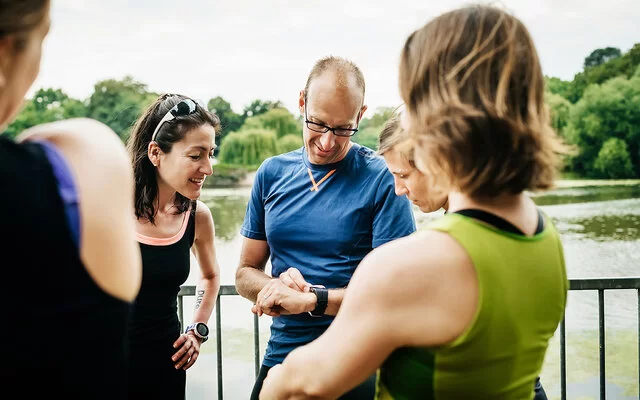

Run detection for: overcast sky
[[31, 0, 639, 116]]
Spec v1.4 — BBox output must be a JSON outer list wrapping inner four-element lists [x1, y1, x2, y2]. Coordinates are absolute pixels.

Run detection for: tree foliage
[[86, 76, 158, 141], [277, 134, 303, 153], [564, 75, 640, 177], [243, 107, 301, 138], [218, 129, 278, 167], [207, 96, 244, 138], [584, 47, 622, 69], [593, 138, 634, 179], [3, 88, 86, 139]]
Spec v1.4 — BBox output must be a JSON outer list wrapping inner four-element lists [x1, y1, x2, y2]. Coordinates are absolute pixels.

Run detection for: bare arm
[[191, 200, 220, 323], [259, 231, 478, 399], [173, 201, 221, 370], [235, 236, 272, 302], [18, 118, 142, 302]]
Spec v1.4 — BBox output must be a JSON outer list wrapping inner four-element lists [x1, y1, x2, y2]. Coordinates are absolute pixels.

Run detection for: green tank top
[[376, 212, 568, 400]]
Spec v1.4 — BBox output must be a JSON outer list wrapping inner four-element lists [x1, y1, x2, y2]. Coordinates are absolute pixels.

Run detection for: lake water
[[181, 181, 640, 400]]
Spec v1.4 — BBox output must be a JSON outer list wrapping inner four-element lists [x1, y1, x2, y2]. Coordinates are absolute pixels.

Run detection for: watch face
[[196, 323, 209, 337]]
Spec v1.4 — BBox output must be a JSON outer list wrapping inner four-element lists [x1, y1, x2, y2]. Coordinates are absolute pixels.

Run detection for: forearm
[[191, 275, 219, 324], [236, 265, 273, 302]]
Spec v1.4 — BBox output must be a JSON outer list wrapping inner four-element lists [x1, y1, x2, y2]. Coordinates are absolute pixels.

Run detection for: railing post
[[254, 313, 260, 379], [178, 296, 184, 333], [560, 317, 566, 400], [216, 294, 223, 400], [598, 289, 606, 400]]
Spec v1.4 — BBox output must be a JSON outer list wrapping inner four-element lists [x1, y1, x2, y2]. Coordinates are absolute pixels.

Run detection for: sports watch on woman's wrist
[[185, 322, 209, 343]]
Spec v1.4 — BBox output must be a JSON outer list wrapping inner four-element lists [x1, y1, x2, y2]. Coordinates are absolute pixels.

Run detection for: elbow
[[235, 267, 249, 298], [302, 386, 333, 400]]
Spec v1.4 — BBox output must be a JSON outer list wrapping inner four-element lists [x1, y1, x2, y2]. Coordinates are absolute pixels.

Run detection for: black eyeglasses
[[151, 98, 204, 142], [304, 104, 360, 137]]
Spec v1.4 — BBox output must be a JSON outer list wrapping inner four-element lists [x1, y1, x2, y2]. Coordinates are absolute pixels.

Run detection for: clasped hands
[[252, 267, 321, 317]]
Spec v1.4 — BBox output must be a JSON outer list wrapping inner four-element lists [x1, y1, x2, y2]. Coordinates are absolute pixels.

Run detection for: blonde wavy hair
[[399, 4, 568, 198]]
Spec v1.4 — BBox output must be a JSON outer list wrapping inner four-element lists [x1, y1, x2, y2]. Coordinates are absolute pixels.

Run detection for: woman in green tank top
[[259, 5, 570, 400]]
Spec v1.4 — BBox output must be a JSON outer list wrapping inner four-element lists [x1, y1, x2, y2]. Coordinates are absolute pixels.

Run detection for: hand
[[253, 279, 316, 317], [259, 364, 285, 400], [278, 267, 311, 292], [172, 332, 202, 370]]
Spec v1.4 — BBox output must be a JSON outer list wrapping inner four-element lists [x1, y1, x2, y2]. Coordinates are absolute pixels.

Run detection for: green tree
[[243, 107, 301, 139], [565, 44, 640, 103], [352, 126, 381, 151], [218, 129, 278, 167], [3, 88, 86, 139], [86, 76, 157, 141], [545, 77, 572, 99], [277, 134, 303, 153], [359, 106, 396, 131], [593, 138, 634, 178], [207, 96, 244, 138], [584, 47, 622, 69], [565, 75, 640, 177], [242, 99, 282, 118], [544, 92, 572, 135]]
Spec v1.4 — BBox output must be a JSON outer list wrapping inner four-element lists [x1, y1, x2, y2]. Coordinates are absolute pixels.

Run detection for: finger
[[174, 353, 190, 370], [264, 308, 281, 317], [258, 289, 274, 310], [173, 334, 187, 348], [279, 274, 297, 290], [174, 341, 195, 368], [183, 351, 199, 370], [172, 338, 192, 361], [286, 268, 310, 292]]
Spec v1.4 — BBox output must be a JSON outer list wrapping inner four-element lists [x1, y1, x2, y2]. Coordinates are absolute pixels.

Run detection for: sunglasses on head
[[150, 97, 205, 142]]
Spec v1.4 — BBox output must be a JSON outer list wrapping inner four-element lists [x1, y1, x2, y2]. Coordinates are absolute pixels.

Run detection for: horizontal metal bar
[[179, 279, 640, 298], [569, 277, 640, 291], [179, 284, 238, 297]]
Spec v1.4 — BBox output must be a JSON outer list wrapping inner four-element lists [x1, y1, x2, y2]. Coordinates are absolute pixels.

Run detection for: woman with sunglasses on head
[[260, 4, 569, 400], [0, 1, 142, 398], [125, 94, 222, 399]]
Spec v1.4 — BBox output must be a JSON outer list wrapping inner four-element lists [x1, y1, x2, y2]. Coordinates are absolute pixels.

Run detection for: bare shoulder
[[346, 230, 477, 347], [21, 118, 141, 301], [194, 200, 215, 229], [19, 118, 128, 163], [354, 230, 470, 289]]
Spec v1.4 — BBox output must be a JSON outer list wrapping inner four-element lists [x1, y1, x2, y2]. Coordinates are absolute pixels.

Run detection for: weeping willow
[[277, 134, 303, 153], [218, 129, 279, 167]]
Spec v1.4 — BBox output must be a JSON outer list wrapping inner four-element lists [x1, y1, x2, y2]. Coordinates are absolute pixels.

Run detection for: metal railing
[[178, 277, 640, 400], [559, 277, 640, 400]]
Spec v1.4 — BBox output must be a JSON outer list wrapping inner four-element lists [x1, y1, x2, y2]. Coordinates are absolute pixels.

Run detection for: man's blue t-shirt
[[240, 143, 416, 367]]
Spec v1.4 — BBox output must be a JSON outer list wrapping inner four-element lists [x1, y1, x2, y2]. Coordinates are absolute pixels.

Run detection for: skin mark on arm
[[195, 289, 205, 309]]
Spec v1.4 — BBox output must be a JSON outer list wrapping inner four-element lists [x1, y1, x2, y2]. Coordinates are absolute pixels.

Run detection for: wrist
[[186, 330, 203, 342], [303, 292, 317, 313]]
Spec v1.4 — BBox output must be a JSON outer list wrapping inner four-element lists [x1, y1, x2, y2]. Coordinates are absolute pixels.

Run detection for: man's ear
[[359, 104, 368, 119], [299, 90, 305, 116]]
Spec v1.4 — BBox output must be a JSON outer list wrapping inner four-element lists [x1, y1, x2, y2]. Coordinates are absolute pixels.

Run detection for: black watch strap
[[309, 286, 328, 316]]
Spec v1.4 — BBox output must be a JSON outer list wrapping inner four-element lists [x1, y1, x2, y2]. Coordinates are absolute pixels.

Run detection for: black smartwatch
[[308, 285, 328, 317], [185, 322, 209, 343]]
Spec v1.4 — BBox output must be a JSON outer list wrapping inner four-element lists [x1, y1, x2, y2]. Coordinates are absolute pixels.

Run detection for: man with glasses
[[236, 55, 416, 400]]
